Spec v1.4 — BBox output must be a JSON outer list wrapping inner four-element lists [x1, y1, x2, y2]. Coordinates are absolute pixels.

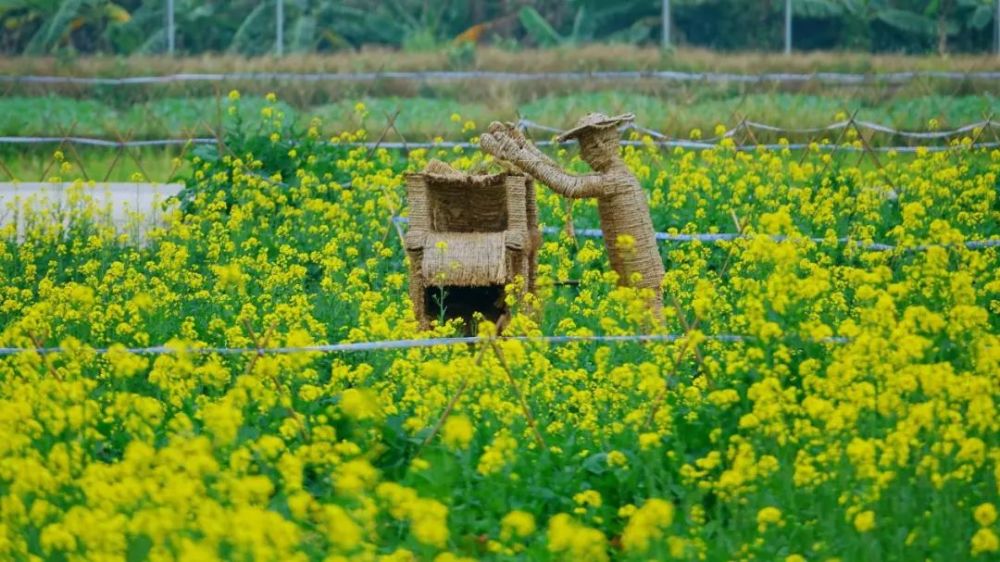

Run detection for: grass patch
[[1, 147, 183, 183], [5, 46, 1000, 76]]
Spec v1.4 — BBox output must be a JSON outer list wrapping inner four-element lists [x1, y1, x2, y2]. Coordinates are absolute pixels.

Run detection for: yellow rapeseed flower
[[757, 506, 783, 532], [607, 450, 628, 468], [339, 388, 381, 421], [853, 510, 876, 533], [442, 415, 474, 449], [975, 503, 998, 527], [573, 490, 602, 508], [972, 528, 1000, 556], [500, 510, 536, 541], [621, 498, 674, 553], [547, 514, 608, 562]]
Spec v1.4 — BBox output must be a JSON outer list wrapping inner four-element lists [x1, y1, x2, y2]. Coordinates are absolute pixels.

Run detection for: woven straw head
[[557, 112, 635, 142]]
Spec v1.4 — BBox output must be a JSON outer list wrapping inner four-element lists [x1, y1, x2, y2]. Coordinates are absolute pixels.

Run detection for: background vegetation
[[2, 0, 999, 57]]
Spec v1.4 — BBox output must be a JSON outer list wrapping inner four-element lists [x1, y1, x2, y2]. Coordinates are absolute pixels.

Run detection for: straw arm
[[518, 136, 560, 165], [521, 158, 605, 198], [482, 131, 606, 198], [503, 146, 605, 198]]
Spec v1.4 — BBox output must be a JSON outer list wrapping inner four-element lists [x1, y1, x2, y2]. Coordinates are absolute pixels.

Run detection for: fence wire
[[4, 137, 997, 152], [0, 332, 848, 358], [624, 118, 997, 141], [0, 136, 214, 148], [3, 69, 1000, 86], [2, 117, 998, 152], [386, 217, 1000, 253]]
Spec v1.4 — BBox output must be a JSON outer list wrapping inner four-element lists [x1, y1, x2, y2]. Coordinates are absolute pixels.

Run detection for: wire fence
[[4, 136, 996, 153], [4, 69, 1000, 86], [633, 118, 997, 141], [0, 332, 847, 358], [2, 117, 999, 152], [385, 217, 1000, 253]]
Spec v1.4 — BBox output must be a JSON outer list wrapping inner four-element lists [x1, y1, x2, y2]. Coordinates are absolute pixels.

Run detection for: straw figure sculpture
[[405, 159, 540, 330], [480, 113, 665, 319]]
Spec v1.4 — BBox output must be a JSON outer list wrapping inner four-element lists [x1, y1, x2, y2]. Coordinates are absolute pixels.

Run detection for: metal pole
[[276, 0, 284, 56], [996, 0, 999, 56], [662, 0, 671, 49], [784, 0, 792, 55], [166, 0, 175, 55]]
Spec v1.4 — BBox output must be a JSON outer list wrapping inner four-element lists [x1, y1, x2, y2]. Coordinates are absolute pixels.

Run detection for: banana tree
[[794, 0, 995, 53], [926, 0, 996, 53], [518, 0, 665, 47], [331, 0, 478, 50]]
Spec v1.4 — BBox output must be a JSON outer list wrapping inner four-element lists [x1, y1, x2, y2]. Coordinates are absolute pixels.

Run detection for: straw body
[[480, 117, 664, 317]]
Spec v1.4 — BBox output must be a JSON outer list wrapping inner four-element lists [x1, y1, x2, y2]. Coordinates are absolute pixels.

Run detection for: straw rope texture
[[422, 232, 510, 286], [404, 163, 537, 328]]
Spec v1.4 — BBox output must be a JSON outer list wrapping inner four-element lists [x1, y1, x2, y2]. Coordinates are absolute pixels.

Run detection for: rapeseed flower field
[[0, 95, 998, 561]]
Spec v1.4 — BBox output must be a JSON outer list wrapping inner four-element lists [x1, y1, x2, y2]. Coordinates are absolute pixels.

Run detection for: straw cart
[[405, 165, 539, 329]]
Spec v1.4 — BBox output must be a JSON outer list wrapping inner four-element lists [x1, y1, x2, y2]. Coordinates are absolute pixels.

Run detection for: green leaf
[[136, 28, 165, 54], [290, 14, 317, 53], [228, 2, 271, 55], [794, 0, 846, 18], [126, 534, 153, 562], [606, 17, 657, 45], [582, 452, 608, 474], [840, 0, 866, 15], [188, 5, 215, 19], [518, 6, 563, 47], [970, 5, 994, 30], [24, 0, 83, 54], [0, 0, 34, 12], [569, 5, 587, 44], [875, 8, 936, 36]]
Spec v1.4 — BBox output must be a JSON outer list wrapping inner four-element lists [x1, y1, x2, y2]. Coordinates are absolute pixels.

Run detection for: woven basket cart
[[405, 163, 539, 329]]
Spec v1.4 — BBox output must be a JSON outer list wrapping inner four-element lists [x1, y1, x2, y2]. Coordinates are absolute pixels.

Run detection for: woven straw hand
[[480, 127, 522, 162]]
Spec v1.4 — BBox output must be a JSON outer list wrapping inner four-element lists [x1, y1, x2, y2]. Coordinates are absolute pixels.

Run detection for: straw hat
[[556, 112, 635, 142]]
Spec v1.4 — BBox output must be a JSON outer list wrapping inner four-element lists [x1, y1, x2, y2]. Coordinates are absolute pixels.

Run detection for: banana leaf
[[518, 6, 562, 47]]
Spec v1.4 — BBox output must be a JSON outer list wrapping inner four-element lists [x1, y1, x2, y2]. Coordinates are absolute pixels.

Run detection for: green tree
[[518, 1, 662, 47], [796, 0, 996, 53], [0, 0, 131, 54]]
